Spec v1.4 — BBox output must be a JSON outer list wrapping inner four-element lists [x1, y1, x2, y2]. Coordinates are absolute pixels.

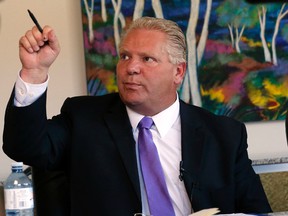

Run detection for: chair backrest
[[32, 167, 70, 216], [285, 111, 288, 145], [259, 171, 288, 212]]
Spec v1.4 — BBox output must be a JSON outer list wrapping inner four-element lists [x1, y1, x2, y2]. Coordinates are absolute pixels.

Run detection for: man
[[3, 17, 271, 215]]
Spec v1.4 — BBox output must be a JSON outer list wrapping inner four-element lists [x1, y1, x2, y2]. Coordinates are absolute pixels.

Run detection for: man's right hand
[[19, 25, 61, 84]]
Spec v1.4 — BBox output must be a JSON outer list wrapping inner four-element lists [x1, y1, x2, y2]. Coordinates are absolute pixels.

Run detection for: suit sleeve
[[234, 123, 272, 213], [3, 88, 69, 170]]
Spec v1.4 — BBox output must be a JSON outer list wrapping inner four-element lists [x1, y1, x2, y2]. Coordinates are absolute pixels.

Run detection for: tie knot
[[138, 116, 153, 129]]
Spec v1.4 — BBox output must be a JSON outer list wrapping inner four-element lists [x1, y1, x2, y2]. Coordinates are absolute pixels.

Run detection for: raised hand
[[19, 25, 61, 84]]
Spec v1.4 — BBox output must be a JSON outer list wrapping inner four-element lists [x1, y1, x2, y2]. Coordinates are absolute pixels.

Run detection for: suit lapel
[[101, 97, 209, 206], [103, 98, 141, 201], [180, 101, 208, 200]]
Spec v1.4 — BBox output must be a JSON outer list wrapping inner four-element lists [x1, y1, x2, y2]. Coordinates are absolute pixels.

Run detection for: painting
[[80, 0, 288, 122]]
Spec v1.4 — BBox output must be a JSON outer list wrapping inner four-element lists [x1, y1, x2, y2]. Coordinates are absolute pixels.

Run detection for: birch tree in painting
[[216, 0, 255, 54], [101, 0, 107, 22], [181, 0, 212, 107], [197, 0, 212, 66], [133, 0, 163, 20], [111, 0, 126, 28], [111, 0, 125, 55], [270, 4, 288, 66], [83, 0, 95, 44], [152, 0, 164, 18], [133, 0, 145, 20], [83, 0, 125, 51], [257, 3, 288, 65], [258, 5, 272, 63], [182, 0, 201, 106]]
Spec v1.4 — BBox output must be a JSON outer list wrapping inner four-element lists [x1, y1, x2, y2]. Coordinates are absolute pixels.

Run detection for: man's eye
[[120, 54, 129, 60], [144, 57, 154, 62]]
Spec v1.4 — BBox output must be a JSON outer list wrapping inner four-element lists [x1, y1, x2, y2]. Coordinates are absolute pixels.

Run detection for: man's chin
[[122, 99, 142, 108], [119, 92, 143, 105]]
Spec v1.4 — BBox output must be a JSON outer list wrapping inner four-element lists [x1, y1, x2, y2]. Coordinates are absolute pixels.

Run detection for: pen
[[27, 9, 43, 33]]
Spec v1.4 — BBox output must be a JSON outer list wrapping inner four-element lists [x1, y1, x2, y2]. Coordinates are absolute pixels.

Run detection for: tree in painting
[[181, 0, 212, 107], [81, 0, 288, 122], [216, 0, 258, 54]]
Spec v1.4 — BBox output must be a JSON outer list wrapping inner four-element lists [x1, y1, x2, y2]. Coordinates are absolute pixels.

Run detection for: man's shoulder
[[61, 93, 123, 112], [67, 92, 120, 103], [180, 100, 242, 127]]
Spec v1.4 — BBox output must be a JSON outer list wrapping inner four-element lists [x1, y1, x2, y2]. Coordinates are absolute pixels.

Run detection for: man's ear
[[174, 62, 186, 85]]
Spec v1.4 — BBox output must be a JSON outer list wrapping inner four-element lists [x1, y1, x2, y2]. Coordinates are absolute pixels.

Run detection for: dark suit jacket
[[3, 91, 271, 216]]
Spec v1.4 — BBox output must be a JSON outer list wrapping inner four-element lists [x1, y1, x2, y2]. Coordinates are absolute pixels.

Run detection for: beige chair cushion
[[259, 171, 288, 212]]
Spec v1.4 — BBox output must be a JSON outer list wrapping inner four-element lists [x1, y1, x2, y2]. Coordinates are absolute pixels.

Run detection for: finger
[[19, 36, 34, 53], [19, 33, 39, 53], [25, 30, 41, 52], [31, 26, 45, 47]]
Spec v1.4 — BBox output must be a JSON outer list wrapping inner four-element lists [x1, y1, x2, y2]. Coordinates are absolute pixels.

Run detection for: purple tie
[[138, 117, 175, 216]]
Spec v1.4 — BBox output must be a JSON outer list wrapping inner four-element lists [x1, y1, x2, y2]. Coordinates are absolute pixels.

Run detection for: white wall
[[0, 0, 287, 181], [246, 121, 287, 160]]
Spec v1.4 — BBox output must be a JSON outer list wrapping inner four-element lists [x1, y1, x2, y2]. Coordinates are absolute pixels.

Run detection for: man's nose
[[127, 59, 141, 75]]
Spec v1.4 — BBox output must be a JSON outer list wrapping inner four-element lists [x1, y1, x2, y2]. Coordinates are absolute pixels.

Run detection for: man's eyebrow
[[118, 48, 129, 54], [119, 48, 157, 58]]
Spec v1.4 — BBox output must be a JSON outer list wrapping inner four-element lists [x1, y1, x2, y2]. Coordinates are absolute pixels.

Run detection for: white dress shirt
[[14, 75, 192, 215], [14, 73, 49, 107], [126, 97, 192, 216]]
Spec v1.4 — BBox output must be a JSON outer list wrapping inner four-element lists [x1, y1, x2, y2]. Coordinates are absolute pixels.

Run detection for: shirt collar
[[126, 95, 180, 138]]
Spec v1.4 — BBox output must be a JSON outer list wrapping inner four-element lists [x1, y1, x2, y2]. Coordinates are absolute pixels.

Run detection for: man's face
[[116, 29, 185, 116]]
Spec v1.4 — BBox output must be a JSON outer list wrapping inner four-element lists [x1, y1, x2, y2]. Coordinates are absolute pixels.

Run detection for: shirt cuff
[[14, 73, 49, 107]]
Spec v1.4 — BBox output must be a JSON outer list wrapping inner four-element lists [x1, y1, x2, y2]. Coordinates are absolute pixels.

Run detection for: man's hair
[[119, 17, 187, 65]]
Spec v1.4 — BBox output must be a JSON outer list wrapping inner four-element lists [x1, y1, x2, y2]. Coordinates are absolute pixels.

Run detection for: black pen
[[27, 9, 43, 33]]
